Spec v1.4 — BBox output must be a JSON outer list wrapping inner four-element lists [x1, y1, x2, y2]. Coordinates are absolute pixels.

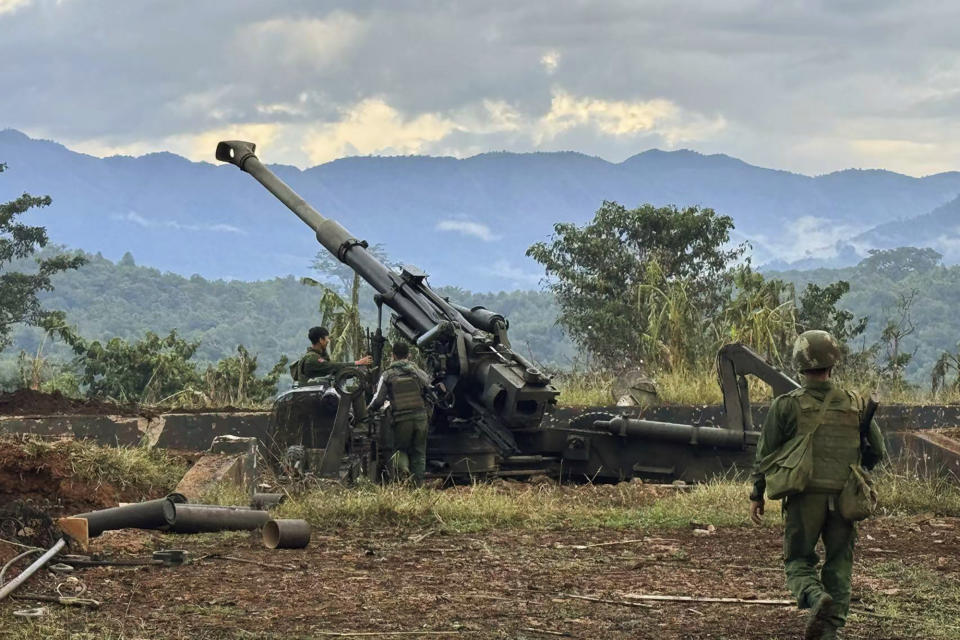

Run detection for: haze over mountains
[[2, 128, 959, 291]]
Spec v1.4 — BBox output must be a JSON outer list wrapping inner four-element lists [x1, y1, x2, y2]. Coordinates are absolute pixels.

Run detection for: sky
[[3, 0, 960, 176]]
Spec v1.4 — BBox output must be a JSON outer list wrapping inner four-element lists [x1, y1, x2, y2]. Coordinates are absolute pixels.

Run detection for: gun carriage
[[216, 141, 800, 484]]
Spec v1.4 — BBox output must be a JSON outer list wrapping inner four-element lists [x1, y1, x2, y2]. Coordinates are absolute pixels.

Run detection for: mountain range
[[2, 128, 959, 290]]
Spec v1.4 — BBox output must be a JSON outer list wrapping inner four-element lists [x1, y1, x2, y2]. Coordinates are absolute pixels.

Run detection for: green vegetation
[[773, 246, 960, 389], [271, 470, 959, 534], [14, 436, 186, 495], [862, 561, 960, 640], [0, 163, 85, 349]]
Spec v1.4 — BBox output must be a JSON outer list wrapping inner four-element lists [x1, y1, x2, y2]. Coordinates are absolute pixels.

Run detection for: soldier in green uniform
[[750, 330, 886, 640], [366, 341, 433, 486], [293, 326, 372, 384]]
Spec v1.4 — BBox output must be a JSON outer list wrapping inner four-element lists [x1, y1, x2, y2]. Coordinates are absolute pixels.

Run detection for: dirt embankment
[[0, 389, 138, 417], [0, 441, 175, 516]]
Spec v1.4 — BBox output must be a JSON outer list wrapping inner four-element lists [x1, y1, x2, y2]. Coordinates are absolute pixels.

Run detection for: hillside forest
[[3, 161, 960, 405]]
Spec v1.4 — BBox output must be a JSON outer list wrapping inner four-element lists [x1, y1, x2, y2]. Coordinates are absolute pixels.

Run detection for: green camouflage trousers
[[783, 492, 857, 627], [382, 413, 428, 485]]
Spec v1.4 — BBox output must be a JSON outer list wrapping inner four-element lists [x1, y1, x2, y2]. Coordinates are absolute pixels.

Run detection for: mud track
[[2, 517, 957, 639]]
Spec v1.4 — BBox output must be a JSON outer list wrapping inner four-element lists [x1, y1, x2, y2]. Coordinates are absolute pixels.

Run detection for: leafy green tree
[[201, 345, 289, 406], [52, 326, 202, 404], [0, 163, 85, 348], [720, 263, 798, 367], [796, 280, 867, 346], [526, 201, 745, 369], [859, 247, 942, 280]]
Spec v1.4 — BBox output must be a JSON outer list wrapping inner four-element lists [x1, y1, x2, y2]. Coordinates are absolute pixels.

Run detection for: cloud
[[436, 219, 500, 241], [237, 12, 366, 70], [117, 211, 246, 235], [540, 50, 560, 74], [0, 0, 30, 17], [304, 99, 458, 164], [777, 215, 863, 262], [536, 90, 726, 145], [8, 3, 960, 175]]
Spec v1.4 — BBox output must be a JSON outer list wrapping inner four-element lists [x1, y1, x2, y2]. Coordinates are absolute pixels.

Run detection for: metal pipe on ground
[[596, 417, 751, 449], [262, 519, 311, 549], [0, 538, 67, 602], [68, 493, 186, 537], [251, 493, 286, 510], [166, 504, 270, 534]]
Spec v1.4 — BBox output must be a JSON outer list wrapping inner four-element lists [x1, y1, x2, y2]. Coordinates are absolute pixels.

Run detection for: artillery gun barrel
[[596, 416, 756, 449], [215, 140, 435, 336]]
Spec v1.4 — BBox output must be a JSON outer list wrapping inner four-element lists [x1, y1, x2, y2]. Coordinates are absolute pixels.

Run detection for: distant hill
[[3, 129, 960, 289], [0, 249, 573, 385], [770, 248, 960, 383]]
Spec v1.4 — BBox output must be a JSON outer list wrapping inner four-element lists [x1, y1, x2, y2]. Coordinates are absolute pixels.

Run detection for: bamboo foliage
[[302, 273, 365, 362]]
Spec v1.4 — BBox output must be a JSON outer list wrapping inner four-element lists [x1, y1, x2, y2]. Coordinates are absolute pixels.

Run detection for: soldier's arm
[[367, 373, 389, 412], [863, 417, 887, 469], [749, 395, 794, 502]]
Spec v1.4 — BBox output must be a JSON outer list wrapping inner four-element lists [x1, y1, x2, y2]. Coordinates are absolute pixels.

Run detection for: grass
[[268, 470, 960, 534], [860, 561, 960, 640], [554, 366, 960, 407], [13, 435, 186, 495]]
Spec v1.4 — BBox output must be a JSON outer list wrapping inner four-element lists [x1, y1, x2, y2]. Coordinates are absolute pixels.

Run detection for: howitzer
[[217, 141, 814, 483], [216, 141, 557, 464]]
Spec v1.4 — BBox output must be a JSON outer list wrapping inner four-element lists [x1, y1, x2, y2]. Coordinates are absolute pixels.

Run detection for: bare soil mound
[[0, 441, 170, 516], [0, 389, 137, 416]]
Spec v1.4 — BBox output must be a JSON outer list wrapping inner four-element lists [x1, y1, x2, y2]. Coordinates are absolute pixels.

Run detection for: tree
[[201, 345, 289, 406], [51, 325, 202, 404], [526, 201, 745, 369], [859, 247, 942, 281], [0, 163, 86, 348], [877, 290, 918, 389], [720, 263, 797, 367], [796, 280, 867, 345]]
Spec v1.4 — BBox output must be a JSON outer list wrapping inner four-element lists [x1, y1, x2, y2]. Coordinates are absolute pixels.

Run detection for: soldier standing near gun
[[367, 341, 433, 486], [749, 330, 886, 640], [293, 326, 372, 384]]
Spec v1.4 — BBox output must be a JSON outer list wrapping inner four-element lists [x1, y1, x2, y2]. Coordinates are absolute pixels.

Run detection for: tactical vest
[[387, 368, 426, 417], [791, 387, 861, 492]]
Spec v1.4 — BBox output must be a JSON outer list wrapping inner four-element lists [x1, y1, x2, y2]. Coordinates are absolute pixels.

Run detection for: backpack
[[758, 388, 841, 500]]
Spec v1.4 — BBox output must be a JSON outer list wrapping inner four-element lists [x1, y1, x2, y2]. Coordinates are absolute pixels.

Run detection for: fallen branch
[[313, 632, 472, 637], [622, 593, 793, 606], [199, 554, 296, 571], [556, 593, 655, 609], [520, 628, 571, 637], [12, 593, 100, 608], [553, 537, 678, 550]]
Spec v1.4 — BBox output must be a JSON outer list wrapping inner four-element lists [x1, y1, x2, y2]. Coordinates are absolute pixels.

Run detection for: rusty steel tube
[[262, 519, 311, 549], [166, 504, 270, 534]]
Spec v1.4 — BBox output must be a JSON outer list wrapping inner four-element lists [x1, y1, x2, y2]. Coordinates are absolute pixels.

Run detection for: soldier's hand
[[750, 500, 765, 526], [355, 355, 373, 366]]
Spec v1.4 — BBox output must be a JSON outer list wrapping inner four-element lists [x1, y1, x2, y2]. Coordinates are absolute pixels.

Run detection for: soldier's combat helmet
[[793, 330, 842, 372]]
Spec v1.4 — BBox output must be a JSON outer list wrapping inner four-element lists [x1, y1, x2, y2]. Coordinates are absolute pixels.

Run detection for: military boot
[[819, 624, 840, 640], [804, 592, 835, 640]]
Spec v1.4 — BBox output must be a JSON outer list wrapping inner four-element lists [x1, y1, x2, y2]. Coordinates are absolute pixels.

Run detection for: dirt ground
[[0, 441, 174, 518], [0, 389, 141, 417], [1, 516, 957, 640]]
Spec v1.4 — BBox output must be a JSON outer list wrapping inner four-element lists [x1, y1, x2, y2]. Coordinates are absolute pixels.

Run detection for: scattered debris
[[165, 503, 269, 534], [556, 593, 655, 609], [58, 494, 185, 548], [262, 519, 311, 549], [12, 593, 101, 608], [0, 538, 66, 602], [200, 554, 296, 571], [251, 492, 286, 510], [174, 436, 258, 502], [621, 593, 793, 605]]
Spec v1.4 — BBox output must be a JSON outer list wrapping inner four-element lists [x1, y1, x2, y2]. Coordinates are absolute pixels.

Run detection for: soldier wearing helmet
[[749, 330, 886, 640]]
